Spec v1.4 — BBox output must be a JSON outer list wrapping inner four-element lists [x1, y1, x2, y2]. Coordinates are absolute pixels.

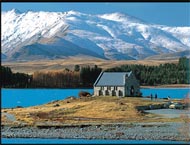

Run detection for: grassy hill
[[1, 57, 178, 74], [2, 96, 185, 127]]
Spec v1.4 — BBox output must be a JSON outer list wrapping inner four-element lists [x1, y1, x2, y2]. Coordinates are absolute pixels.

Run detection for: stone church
[[93, 71, 140, 97]]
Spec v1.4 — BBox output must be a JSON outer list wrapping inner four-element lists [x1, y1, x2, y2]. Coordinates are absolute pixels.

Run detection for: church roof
[[94, 72, 132, 86]]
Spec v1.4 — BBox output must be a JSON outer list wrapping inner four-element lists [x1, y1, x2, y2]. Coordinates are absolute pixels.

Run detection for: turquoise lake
[[2, 138, 189, 144], [1, 88, 189, 108]]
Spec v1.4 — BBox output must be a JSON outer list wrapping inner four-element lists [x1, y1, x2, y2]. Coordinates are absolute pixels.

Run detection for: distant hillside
[[145, 50, 190, 60], [1, 53, 7, 60], [9, 38, 105, 61]]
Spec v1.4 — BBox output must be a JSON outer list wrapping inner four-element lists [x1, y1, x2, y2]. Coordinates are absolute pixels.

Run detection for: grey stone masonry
[[94, 72, 140, 97]]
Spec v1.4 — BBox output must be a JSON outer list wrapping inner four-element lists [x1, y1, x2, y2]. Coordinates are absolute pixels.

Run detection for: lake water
[[2, 138, 189, 144], [2, 88, 93, 108], [141, 88, 189, 99], [1, 88, 189, 108]]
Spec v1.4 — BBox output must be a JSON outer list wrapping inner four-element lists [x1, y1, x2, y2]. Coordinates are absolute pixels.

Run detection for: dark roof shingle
[[94, 72, 132, 86]]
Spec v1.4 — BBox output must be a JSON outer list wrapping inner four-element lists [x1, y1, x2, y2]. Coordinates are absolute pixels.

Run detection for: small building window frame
[[101, 86, 104, 90]]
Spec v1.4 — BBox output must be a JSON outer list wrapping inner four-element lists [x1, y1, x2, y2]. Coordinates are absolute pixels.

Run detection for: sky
[[1, 2, 190, 26]]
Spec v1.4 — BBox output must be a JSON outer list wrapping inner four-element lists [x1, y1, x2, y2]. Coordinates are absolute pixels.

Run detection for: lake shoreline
[[2, 84, 190, 89], [1, 122, 189, 141], [141, 84, 190, 88]]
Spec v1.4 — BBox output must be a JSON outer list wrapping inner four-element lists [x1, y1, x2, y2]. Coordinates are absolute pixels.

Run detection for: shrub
[[78, 91, 91, 98]]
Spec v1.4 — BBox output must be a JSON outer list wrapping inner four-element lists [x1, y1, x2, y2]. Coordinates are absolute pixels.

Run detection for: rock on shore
[[1, 122, 189, 141]]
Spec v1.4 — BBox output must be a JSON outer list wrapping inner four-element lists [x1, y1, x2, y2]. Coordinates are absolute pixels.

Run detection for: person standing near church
[[155, 93, 158, 100], [151, 94, 153, 101]]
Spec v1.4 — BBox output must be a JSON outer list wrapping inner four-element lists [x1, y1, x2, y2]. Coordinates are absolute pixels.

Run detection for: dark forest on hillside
[[1, 57, 189, 88], [106, 57, 190, 86], [1, 65, 102, 88]]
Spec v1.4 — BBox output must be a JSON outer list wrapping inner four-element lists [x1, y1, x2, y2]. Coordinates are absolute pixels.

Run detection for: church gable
[[94, 71, 140, 97]]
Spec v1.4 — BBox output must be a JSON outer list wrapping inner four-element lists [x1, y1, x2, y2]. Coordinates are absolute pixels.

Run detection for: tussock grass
[[2, 58, 178, 74], [1, 96, 183, 126]]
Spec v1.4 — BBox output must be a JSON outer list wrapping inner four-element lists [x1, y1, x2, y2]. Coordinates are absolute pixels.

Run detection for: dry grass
[[1, 96, 185, 127], [1, 114, 8, 122], [2, 57, 178, 74]]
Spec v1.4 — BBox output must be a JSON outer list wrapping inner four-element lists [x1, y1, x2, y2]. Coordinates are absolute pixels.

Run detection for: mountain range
[[2, 9, 190, 61]]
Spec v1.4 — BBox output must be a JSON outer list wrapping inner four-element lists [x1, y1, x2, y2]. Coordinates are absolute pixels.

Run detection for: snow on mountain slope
[[2, 9, 68, 55], [159, 26, 190, 48], [2, 9, 190, 61]]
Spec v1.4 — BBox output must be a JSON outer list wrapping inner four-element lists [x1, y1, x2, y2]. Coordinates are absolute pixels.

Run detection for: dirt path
[[2, 112, 16, 122], [145, 109, 190, 118]]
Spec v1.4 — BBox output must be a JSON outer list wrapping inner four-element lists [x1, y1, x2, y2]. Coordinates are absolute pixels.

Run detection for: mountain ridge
[[2, 9, 190, 61]]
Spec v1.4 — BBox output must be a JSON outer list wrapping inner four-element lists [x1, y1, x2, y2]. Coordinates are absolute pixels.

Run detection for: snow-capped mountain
[[2, 9, 190, 61]]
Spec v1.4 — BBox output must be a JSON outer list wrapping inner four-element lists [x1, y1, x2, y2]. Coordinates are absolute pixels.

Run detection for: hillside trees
[[1, 66, 12, 87], [106, 57, 190, 86], [1, 66, 32, 88], [31, 65, 102, 88], [80, 65, 102, 87], [74, 65, 80, 72], [32, 70, 80, 88], [1, 57, 189, 88]]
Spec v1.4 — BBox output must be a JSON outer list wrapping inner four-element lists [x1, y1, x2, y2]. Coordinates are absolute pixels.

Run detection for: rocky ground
[[1, 122, 190, 141], [2, 96, 190, 142]]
